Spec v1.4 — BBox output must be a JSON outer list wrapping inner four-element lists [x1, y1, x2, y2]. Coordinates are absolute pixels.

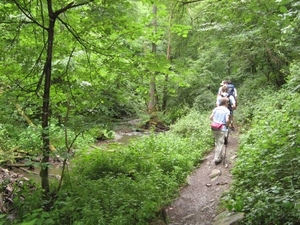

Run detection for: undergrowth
[[222, 71, 300, 225], [2, 110, 213, 225]]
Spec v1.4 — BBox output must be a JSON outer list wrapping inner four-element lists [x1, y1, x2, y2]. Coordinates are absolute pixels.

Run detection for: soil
[[165, 128, 239, 225]]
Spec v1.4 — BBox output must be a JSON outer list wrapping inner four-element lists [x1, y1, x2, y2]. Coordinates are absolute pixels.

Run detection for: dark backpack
[[226, 83, 238, 107], [227, 83, 235, 97]]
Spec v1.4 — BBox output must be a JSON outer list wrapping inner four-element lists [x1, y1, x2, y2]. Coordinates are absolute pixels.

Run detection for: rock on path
[[166, 130, 240, 225]]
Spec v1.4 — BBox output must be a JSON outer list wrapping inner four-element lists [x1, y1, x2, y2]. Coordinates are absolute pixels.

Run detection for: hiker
[[218, 80, 238, 103], [217, 85, 236, 129], [217, 80, 226, 96], [226, 80, 237, 98], [209, 97, 230, 165]]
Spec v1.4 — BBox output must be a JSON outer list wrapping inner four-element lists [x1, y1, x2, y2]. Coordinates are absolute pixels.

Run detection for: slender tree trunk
[[12, 0, 93, 210], [40, 5, 56, 206], [148, 4, 158, 119], [162, 12, 172, 113]]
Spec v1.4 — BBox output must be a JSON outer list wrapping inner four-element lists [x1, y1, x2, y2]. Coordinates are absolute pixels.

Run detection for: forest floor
[[165, 127, 239, 225]]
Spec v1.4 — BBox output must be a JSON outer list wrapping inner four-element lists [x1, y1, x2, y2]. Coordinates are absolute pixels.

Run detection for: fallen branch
[[7, 164, 31, 168], [7, 167, 61, 179]]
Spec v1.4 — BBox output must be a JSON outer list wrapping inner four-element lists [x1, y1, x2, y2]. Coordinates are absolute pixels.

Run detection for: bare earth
[[166, 129, 239, 225]]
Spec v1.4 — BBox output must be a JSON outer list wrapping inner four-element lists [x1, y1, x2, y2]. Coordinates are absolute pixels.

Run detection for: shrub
[[49, 111, 213, 224], [223, 87, 300, 224]]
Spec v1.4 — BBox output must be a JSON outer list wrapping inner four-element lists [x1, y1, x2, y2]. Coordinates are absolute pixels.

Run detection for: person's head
[[220, 80, 228, 86], [227, 80, 232, 84], [221, 85, 227, 93], [219, 97, 229, 106]]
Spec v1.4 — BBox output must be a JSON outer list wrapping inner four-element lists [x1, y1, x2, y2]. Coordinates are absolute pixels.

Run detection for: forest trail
[[166, 128, 239, 225]]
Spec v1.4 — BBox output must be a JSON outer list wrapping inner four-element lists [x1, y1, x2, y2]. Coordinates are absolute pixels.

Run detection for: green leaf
[[279, 6, 288, 13]]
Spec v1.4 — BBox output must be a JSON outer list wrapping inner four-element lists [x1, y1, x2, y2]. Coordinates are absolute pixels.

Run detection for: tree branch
[[11, 0, 48, 30], [57, 16, 88, 48], [54, 0, 94, 16], [180, 0, 204, 5]]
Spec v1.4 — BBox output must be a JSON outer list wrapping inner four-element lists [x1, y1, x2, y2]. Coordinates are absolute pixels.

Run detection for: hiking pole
[[223, 143, 227, 166], [223, 127, 229, 166]]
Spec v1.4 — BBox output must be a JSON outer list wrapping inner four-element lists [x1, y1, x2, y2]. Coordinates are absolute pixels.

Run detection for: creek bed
[[21, 131, 144, 182]]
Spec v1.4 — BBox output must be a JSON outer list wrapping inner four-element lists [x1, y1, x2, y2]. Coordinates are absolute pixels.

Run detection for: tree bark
[[11, 0, 94, 211], [162, 12, 172, 113], [148, 4, 158, 119], [40, 3, 56, 206]]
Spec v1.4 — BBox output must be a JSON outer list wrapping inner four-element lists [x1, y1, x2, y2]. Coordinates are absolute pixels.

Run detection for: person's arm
[[209, 112, 214, 121], [210, 108, 216, 121], [234, 88, 238, 98], [225, 114, 230, 124], [230, 96, 236, 109]]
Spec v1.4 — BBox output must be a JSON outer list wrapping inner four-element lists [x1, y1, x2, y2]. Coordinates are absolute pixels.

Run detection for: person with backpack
[[209, 97, 230, 165], [217, 85, 236, 130], [218, 80, 238, 100], [225, 80, 237, 98]]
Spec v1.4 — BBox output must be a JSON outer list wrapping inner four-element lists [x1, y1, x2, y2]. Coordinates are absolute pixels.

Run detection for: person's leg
[[229, 112, 234, 130], [213, 130, 225, 164], [224, 127, 229, 145]]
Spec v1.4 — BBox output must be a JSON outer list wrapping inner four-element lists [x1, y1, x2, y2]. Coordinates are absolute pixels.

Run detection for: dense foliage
[[1, 0, 300, 224], [2, 112, 213, 224], [223, 68, 300, 224]]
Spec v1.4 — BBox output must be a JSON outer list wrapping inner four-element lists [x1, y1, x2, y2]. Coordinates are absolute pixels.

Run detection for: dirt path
[[166, 129, 239, 225]]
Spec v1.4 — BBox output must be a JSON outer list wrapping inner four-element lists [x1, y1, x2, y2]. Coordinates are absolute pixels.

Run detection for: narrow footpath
[[166, 129, 240, 225]]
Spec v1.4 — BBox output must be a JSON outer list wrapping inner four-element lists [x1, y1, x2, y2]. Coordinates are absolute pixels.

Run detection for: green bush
[[47, 111, 213, 225], [170, 110, 213, 139], [224, 86, 300, 224], [192, 90, 216, 112], [233, 76, 276, 128]]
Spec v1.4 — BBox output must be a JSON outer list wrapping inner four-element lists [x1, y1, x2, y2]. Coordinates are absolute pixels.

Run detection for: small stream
[[22, 131, 143, 183], [24, 163, 63, 182], [114, 131, 144, 143]]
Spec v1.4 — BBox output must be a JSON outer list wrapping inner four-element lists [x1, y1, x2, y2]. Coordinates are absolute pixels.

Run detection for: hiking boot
[[214, 156, 222, 165], [215, 160, 221, 165], [224, 137, 228, 145]]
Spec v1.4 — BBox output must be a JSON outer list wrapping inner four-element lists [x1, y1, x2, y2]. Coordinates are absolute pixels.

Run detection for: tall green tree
[[0, 0, 155, 209], [148, 4, 159, 119], [189, 0, 300, 86], [11, 0, 95, 209]]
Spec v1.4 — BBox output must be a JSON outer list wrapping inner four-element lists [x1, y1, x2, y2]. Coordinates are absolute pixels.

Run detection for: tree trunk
[[162, 12, 172, 113], [11, 0, 93, 211], [40, 6, 56, 208], [148, 4, 158, 119]]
